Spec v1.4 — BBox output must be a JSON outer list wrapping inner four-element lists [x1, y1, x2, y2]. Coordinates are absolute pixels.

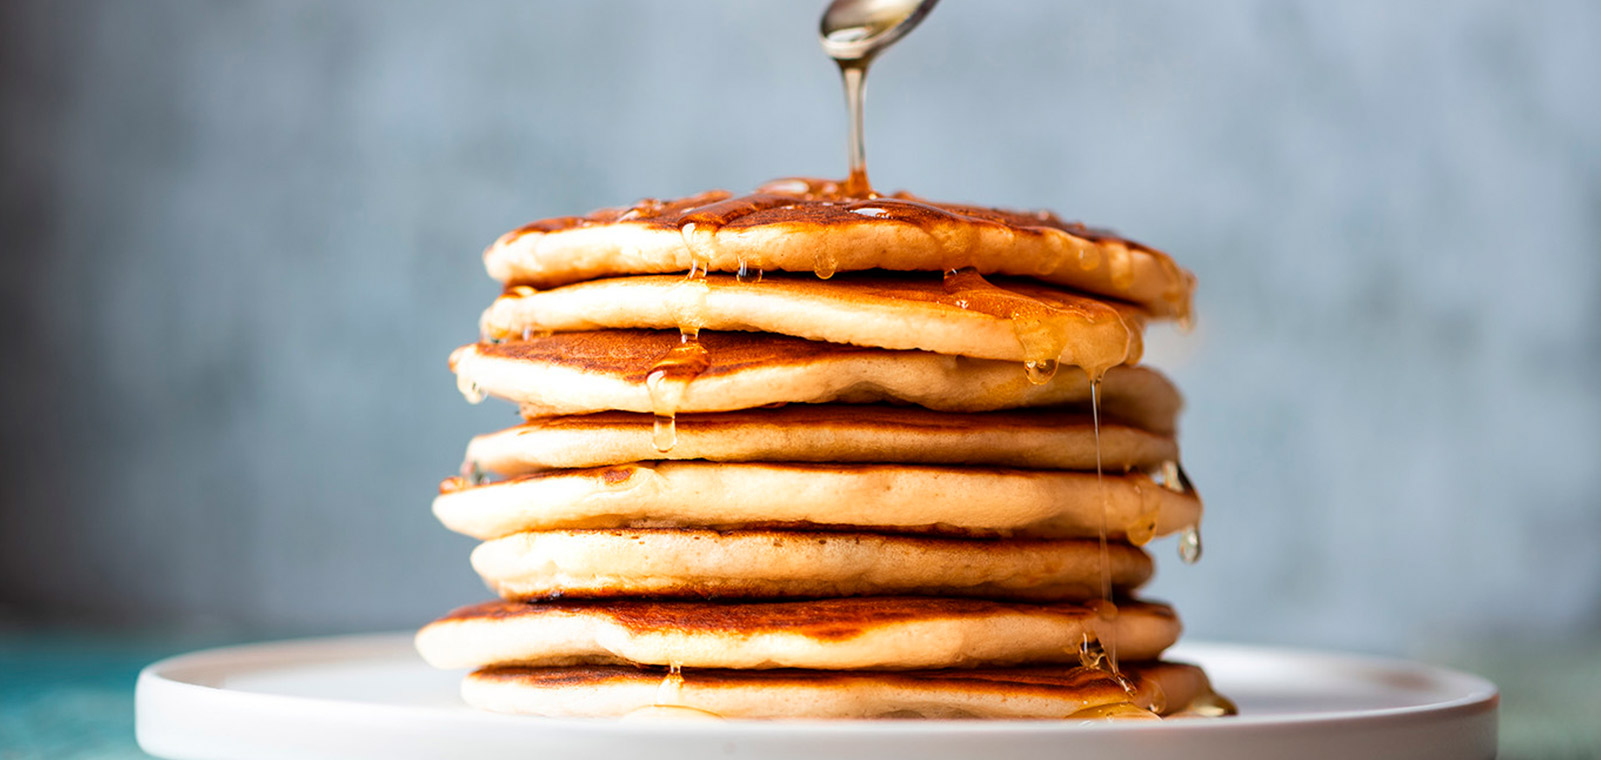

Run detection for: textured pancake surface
[[480, 272, 1145, 374], [436, 462, 1200, 541], [460, 660, 1211, 719], [452, 331, 1182, 430], [483, 179, 1194, 319], [463, 406, 1177, 472], [416, 597, 1180, 670], [470, 529, 1152, 602]]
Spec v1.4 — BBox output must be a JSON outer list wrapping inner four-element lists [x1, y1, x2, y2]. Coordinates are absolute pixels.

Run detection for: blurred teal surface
[[0, 628, 238, 759]]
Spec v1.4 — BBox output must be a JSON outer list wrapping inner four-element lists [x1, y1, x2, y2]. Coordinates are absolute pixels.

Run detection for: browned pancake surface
[[437, 597, 1174, 640], [475, 329, 859, 384], [487, 178, 1195, 319]]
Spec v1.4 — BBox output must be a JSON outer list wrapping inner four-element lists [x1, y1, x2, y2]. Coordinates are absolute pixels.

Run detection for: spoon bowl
[[819, 0, 940, 62]]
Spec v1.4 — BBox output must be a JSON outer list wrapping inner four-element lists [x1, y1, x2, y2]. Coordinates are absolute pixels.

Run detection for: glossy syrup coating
[[486, 177, 1195, 321]]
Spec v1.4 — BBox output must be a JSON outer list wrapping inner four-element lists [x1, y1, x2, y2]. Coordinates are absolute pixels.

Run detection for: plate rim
[[136, 632, 1500, 736]]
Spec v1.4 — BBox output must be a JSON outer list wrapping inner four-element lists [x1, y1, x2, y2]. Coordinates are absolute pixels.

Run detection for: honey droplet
[[1067, 702, 1162, 721], [1023, 358, 1059, 385], [1156, 460, 1186, 493], [1106, 244, 1136, 289], [1143, 679, 1171, 716], [1076, 241, 1101, 271], [651, 416, 675, 451], [653, 662, 686, 707], [1077, 633, 1106, 670], [1125, 511, 1159, 547], [814, 250, 839, 279], [464, 460, 490, 486], [1179, 524, 1203, 564], [1182, 689, 1239, 718], [736, 258, 763, 283], [678, 221, 714, 279], [644, 334, 710, 453], [456, 374, 486, 404], [939, 268, 1090, 382]]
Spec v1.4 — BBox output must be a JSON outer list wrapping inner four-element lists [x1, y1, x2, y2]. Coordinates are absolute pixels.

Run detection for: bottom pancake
[[470, 529, 1153, 602], [416, 597, 1181, 671], [461, 661, 1223, 720]]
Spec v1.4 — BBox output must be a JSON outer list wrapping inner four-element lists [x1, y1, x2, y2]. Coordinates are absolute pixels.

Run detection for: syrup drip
[[1124, 482, 1161, 548], [1087, 598, 1121, 676], [1179, 524, 1203, 564], [673, 193, 809, 278], [644, 333, 710, 453], [653, 662, 686, 707], [941, 267, 1096, 384], [1089, 376, 1119, 675], [464, 460, 490, 487], [814, 250, 839, 280], [837, 58, 874, 198], [1067, 702, 1162, 721], [679, 221, 713, 279], [736, 258, 763, 283], [456, 374, 486, 404], [1143, 679, 1171, 716], [1077, 633, 1106, 669], [1155, 460, 1187, 493], [1178, 689, 1239, 718], [1106, 244, 1137, 290], [1024, 359, 1059, 385]]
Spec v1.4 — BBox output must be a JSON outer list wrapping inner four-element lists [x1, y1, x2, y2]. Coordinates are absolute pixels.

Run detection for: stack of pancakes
[[416, 178, 1230, 720]]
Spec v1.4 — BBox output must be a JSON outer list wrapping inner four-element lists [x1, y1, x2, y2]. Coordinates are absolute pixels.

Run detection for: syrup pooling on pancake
[[488, 177, 1195, 320], [939, 267, 1133, 384], [480, 272, 1146, 375]]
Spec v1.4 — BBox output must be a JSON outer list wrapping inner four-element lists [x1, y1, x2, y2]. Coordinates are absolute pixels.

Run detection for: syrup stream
[[837, 60, 873, 197]]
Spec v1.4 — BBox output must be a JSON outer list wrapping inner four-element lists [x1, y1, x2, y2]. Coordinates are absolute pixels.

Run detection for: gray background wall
[[1, 1, 1597, 656]]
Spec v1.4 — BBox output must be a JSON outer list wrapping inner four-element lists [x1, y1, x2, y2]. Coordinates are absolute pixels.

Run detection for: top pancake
[[483, 178, 1194, 320], [480, 272, 1144, 376]]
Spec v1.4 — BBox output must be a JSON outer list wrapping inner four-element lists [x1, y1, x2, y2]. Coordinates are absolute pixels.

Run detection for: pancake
[[479, 271, 1145, 376], [451, 330, 1183, 431], [434, 462, 1200, 542], [460, 661, 1214, 720], [415, 597, 1180, 670], [482, 178, 1194, 319], [462, 406, 1178, 472], [469, 529, 1152, 602]]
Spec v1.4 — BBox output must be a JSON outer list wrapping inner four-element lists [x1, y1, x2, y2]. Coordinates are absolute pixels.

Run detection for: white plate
[[135, 634, 1497, 760]]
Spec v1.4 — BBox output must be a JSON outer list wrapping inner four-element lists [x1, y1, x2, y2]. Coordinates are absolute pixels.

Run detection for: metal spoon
[[819, 0, 940, 195], [819, 0, 940, 62]]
